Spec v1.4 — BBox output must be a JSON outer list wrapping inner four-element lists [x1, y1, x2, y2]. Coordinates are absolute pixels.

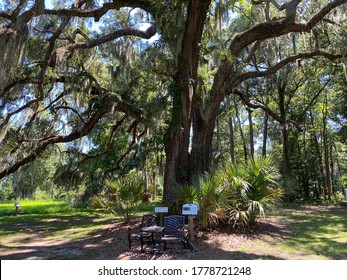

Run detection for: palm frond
[[213, 156, 284, 230]]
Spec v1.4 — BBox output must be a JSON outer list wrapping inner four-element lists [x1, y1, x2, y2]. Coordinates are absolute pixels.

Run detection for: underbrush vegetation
[[172, 157, 284, 230]]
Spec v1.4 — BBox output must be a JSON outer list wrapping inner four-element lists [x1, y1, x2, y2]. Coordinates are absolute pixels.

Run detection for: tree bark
[[302, 122, 310, 200], [262, 98, 269, 157], [278, 81, 291, 178], [189, 101, 218, 177], [235, 102, 248, 162], [330, 143, 335, 195], [163, 0, 211, 203], [229, 116, 235, 163], [248, 108, 255, 159], [322, 96, 332, 200], [310, 110, 325, 198]]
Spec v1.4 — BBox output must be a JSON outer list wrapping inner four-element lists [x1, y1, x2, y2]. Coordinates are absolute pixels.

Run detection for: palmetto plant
[[216, 156, 284, 231], [191, 175, 226, 230], [91, 173, 145, 221], [172, 157, 283, 231], [169, 183, 197, 214], [172, 175, 226, 229]]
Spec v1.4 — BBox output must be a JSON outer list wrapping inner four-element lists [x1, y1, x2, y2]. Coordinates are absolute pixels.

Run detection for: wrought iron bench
[[160, 215, 186, 250], [128, 214, 157, 251]]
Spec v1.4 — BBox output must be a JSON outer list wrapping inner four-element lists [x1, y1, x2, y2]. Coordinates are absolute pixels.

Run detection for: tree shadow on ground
[[270, 205, 347, 259], [0, 216, 285, 260], [1, 206, 346, 260]]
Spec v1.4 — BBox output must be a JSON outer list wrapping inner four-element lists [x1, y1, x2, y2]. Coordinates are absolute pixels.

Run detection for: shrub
[[90, 173, 145, 221], [0, 185, 15, 201], [169, 183, 197, 214], [165, 157, 283, 232], [216, 157, 284, 231], [172, 175, 226, 230], [191, 175, 226, 230]]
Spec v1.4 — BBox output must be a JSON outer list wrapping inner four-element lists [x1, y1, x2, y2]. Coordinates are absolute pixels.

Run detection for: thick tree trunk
[[163, 0, 211, 203], [163, 101, 190, 201], [189, 103, 218, 177], [162, 0, 346, 202]]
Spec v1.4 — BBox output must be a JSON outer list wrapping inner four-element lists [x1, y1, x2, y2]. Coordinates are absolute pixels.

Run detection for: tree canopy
[[1, 0, 347, 203]]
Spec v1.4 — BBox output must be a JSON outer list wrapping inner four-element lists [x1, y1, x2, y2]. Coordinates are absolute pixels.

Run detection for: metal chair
[[160, 215, 186, 250], [128, 214, 157, 251]]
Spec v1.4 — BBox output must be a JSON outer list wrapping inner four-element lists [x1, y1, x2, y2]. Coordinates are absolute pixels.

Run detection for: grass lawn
[[0, 200, 77, 216], [0, 200, 346, 260], [267, 203, 347, 259]]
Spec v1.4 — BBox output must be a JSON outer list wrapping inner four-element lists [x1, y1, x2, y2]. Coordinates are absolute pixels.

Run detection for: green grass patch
[[0, 200, 117, 241], [0, 200, 81, 216], [269, 204, 347, 259], [134, 200, 164, 214]]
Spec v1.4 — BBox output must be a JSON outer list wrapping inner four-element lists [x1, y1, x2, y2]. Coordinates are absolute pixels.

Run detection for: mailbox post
[[182, 203, 198, 240], [14, 202, 20, 215]]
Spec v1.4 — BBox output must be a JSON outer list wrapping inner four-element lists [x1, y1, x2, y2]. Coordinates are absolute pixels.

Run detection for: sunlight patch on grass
[[269, 205, 347, 259], [43, 221, 110, 241], [0, 200, 77, 216]]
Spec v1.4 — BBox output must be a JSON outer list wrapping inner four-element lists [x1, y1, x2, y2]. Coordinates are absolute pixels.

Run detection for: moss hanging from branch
[[0, 23, 28, 93]]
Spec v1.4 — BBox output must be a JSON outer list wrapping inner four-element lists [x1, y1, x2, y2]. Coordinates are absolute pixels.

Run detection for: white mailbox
[[182, 203, 198, 215]]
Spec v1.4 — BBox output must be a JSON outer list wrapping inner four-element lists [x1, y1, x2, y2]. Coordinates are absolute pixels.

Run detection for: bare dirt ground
[[1, 205, 346, 260]]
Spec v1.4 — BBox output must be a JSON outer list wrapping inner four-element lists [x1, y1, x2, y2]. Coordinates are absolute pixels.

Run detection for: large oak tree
[[0, 0, 346, 202]]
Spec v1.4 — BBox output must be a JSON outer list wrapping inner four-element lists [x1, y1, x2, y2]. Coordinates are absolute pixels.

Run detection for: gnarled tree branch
[[234, 50, 342, 85], [232, 88, 303, 131], [230, 0, 347, 56], [55, 25, 156, 59], [0, 103, 112, 179]]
